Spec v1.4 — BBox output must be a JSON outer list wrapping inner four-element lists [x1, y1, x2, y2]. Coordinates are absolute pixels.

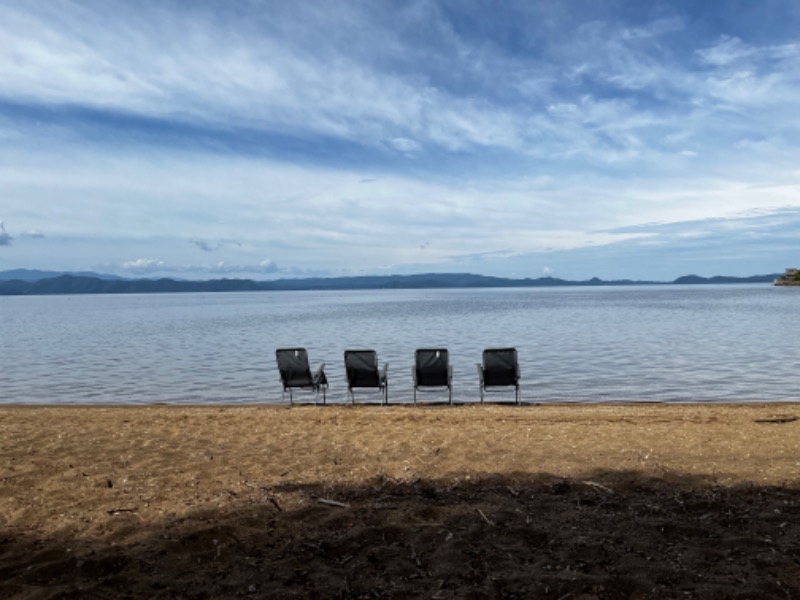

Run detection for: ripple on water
[[2, 286, 798, 405]]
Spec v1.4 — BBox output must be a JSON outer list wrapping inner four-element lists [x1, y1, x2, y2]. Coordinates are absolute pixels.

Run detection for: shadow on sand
[[3, 471, 800, 599]]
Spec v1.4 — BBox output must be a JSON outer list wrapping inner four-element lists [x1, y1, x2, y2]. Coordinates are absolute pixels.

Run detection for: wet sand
[[2, 403, 800, 598]]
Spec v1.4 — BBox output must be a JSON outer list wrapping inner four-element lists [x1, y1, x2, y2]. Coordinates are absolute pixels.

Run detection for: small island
[[774, 268, 800, 286]]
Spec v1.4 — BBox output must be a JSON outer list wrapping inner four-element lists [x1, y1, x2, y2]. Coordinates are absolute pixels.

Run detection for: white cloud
[[121, 258, 164, 270], [697, 36, 800, 68], [696, 36, 755, 67], [259, 259, 279, 273], [694, 36, 800, 109], [388, 137, 421, 154], [619, 17, 685, 41]]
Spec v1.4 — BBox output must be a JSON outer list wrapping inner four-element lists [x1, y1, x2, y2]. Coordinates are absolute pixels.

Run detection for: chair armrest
[[381, 363, 389, 381], [447, 365, 453, 385], [411, 365, 417, 386], [314, 363, 327, 386], [476, 363, 484, 384]]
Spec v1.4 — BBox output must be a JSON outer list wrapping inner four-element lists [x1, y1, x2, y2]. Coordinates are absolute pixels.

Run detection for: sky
[[1, 0, 799, 282]]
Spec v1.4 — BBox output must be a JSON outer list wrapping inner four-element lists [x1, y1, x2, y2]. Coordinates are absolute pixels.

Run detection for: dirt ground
[[2, 403, 800, 599]]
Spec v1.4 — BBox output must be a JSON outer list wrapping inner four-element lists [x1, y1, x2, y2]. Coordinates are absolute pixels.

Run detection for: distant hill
[[0, 271, 783, 296], [672, 274, 779, 284], [0, 274, 261, 295], [0, 269, 127, 282]]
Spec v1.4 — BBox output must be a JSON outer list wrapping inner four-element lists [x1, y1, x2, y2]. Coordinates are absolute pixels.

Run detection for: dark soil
[[4, 472, 800, 599]]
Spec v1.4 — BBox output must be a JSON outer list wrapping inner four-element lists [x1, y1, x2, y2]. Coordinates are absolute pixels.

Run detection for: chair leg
[[413, 387, 417, 404]]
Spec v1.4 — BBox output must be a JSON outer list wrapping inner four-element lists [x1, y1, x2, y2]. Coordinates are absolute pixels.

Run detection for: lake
[[1, 285, 798, 405]]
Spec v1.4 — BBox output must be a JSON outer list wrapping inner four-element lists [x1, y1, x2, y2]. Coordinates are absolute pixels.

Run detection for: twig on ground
[[318, 498, 350, 508], [477, 508, 494, 526], [754, 416, 798, 424], [583, 480, 614, 494], [107, 508, 137, 514]]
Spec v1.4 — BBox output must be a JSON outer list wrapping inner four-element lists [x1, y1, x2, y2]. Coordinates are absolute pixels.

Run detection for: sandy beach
[[2, 403, 800, 598]]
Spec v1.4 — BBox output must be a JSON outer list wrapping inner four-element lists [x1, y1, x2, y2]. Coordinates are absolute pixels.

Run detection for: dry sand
[[2, 403, 800, 599]]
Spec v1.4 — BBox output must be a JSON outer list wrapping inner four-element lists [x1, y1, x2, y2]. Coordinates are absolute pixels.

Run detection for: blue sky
[[1, 0, 799, 281]]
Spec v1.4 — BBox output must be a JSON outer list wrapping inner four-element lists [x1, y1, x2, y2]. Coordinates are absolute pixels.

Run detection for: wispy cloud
[[0, 2, 711, 162], [0, 1, 799, 279], [0, 221, 11, 246], [1, 1, 796, 172], [190, 239, 220, 252], [189, 238, 244, 253], [0, 2, 537, 155], [387, 137, 422, 155]]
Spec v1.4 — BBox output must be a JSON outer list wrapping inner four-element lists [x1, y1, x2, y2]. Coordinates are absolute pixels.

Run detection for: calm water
[[1, 285, 798, 405]]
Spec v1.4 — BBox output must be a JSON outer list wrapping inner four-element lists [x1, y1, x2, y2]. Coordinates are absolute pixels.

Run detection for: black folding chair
[[344, 350, 388, 404], [276, 348, 328, 404], [477, 348, 520, 404], [413, 348, 452, 404]]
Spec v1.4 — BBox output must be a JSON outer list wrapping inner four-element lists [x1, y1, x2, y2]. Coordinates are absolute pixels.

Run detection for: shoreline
[[3, 403, 800, 597], [3, 398, 800, 407]]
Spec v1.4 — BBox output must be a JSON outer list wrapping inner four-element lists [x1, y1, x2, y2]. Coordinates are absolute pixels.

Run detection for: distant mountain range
[[0, 269, 128, 282], [0, 269, 782, 296]]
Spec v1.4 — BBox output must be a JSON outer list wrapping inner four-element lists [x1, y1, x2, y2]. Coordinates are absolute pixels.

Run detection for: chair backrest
[[276, 348, 313, 387], [344, 350, 381, 387], [482, 348, 518, 387], [415, 348, 449, 386]]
